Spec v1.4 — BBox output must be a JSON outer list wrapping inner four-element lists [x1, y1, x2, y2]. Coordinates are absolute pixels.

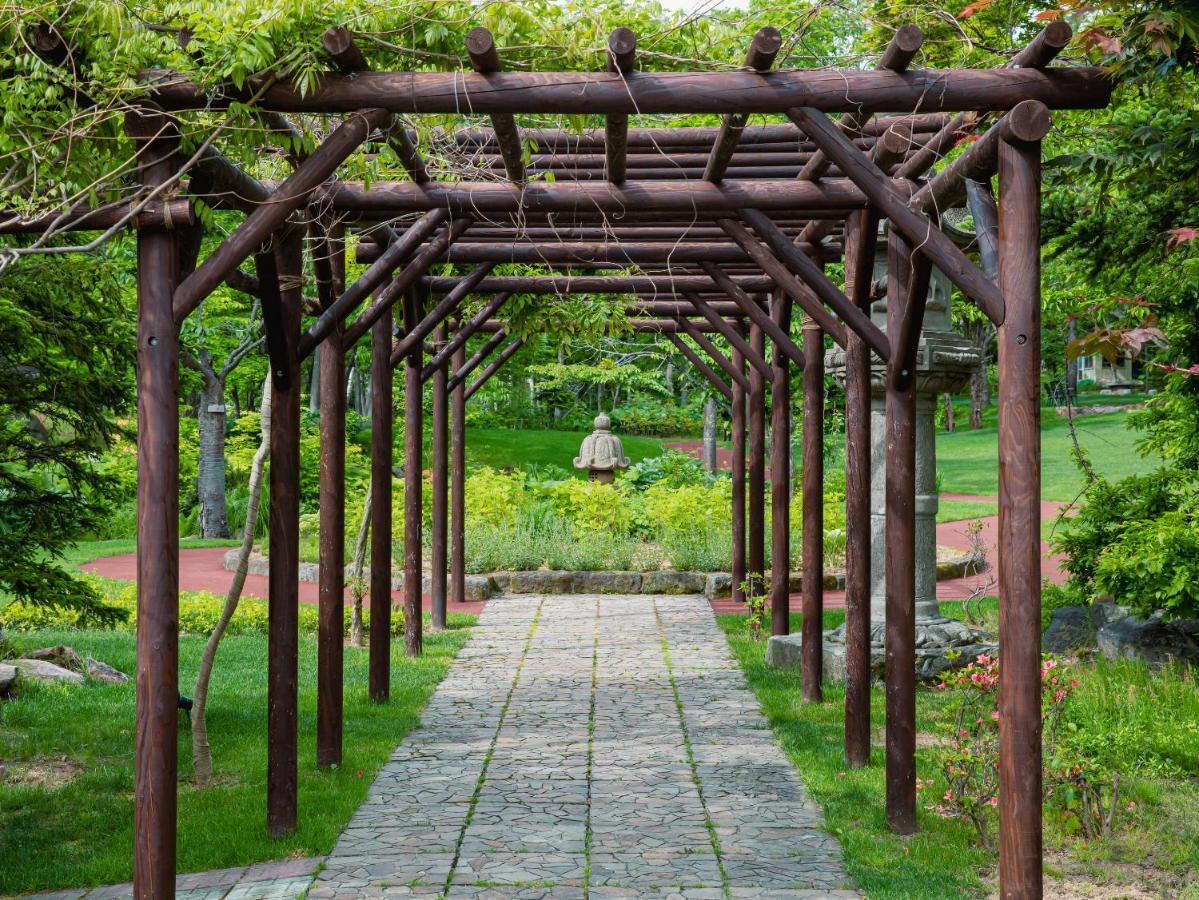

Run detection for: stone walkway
[[309, 594, 854, 898]]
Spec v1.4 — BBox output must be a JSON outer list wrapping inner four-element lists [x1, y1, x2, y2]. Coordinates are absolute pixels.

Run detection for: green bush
[[544, 478, 634, 534], [464, 466, 525, 529], [0, 576, 403, 637], [622, 449, 713, 490], [463, 508, 642, 572], [608, 400, 702, 437]]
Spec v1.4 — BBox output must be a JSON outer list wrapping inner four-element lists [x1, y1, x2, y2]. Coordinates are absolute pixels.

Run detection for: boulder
[[490, 571, 512, 591], [11, 658, 84, 685], [1097, 613, 1199, 666], [24, 645, 85, 670], [0, 664, 16, 697], [641, 571, 706, 594], [85, 657, 130, 684], [573, 571, 641, 594], [1043, 602, 1132, 655], [704, 573, 733, 600], [509, 570, 576, 594]]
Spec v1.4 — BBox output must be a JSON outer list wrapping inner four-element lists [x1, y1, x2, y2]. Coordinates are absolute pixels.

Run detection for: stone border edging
[[222, 548, 983, 602]]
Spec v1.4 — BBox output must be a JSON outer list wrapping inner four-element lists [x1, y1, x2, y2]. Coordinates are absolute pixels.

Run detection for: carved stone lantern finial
[[573, 414, 630, 483]]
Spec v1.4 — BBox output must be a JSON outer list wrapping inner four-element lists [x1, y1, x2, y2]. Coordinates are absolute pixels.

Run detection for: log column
[[885, 230, 917, 834], [450, 342, 467, 605], [369, 300, 393, 702], [997, 124, 1044, 900], [801, 318, 824, 702], [430, 322, 449, 630], [748, 324, 767, 595], [267, 227, 303, 837], [129, 109, 181, 899], [317, 308, 345, 765], [731, 339, 747, 603], [769, 293, 793, 636], [403, 290, 424, 656], [842, 209, 877, 768]]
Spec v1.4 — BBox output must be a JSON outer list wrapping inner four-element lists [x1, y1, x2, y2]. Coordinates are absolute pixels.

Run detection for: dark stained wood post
[[769, 293, 794, 636], [403, 289, 424, 656], [842, 209, 878, 769], [748, 323, 767, 595], [317, 270, 346, 768], [128, 108, 181, 899], [885, 230, 918, 835], [451, 341, 467, 606], [430, 321, 449, 630], [731, 340, 747, 603], [997, 120, 1044, 900], [369, 299, 393, 702], [267, 227, 303, 838], [801, 318, 824, 702]]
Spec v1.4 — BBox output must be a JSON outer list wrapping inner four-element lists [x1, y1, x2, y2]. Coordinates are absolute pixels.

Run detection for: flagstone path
[[308, 593, 855, 898]]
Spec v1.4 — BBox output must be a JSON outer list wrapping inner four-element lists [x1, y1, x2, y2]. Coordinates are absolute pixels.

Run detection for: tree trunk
[[192, 379, 271, 787], [665, 359, 674, 401], [970, 357, 987, 430], [196, 361, 231, 538], [231, 388, 241, 419], [309, 343, 321, 413], [943, 393, 956, 432], [703, 395, 718, 472], [1065, 318, 1078, 399], [349, 485, 371, 648]]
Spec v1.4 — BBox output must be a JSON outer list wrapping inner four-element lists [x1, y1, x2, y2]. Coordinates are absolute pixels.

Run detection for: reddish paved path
[[83, 492, 1067, 618], [81, 547, 489, 616]]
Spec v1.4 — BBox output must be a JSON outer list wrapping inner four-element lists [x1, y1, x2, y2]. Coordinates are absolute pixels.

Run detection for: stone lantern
[[573, 414, 630, 483], [820, 222, 997, 678]]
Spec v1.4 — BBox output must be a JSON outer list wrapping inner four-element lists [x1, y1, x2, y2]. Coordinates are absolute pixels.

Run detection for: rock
[[85, 657, 129, 684], [1044, 602, 1133, 655], [391, 573, 433, 595], [11, 658, 84, 685], [297, 562, 320, 583], [24, 645, 85, 671], [1097, 613, 1199, 666], [0, 664, 17, 696], [509, 571, 576, 594], [704, 573, 733, 600], [463, 576, 495, 602], [490, 572, 512, 591], [641, 571, 705, 595], [224, 549, 270, 577], [573, 571, 641, 594]]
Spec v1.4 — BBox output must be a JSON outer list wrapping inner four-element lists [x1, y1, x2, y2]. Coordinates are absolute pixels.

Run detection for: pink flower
[[989, 796, 999, 808]]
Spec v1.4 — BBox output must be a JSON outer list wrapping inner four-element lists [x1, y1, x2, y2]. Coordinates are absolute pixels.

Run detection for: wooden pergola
[[6, 19, 1111, 899]]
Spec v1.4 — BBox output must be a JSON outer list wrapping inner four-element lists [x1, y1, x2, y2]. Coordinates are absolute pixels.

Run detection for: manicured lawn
[[938, 409, 1158, 501], [936, 498, 997, 523], [463, 426, 669, 472], [0, 618, 473, 895], [719, 604, 1199, 899], [63, 537, 241, 569]]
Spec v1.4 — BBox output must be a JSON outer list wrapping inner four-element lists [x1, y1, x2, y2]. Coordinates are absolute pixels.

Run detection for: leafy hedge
[[0, 576, 403, 637]]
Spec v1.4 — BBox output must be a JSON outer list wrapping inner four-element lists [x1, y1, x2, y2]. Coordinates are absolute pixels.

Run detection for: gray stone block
[[704, 573, 733, 599], [573, 571, 641, 594], [641, 571, 706, 594], [0, 664, 16, 696], [11, 658, 84, 685], [1097, 613, 1199, 666], [509, 570, 576, 593]]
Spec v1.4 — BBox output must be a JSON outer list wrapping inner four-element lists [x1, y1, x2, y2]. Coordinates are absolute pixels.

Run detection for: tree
[[0, 250, 131, 623]]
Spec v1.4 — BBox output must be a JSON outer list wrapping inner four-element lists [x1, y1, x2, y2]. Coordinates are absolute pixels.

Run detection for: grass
[[63, 537, 241, 569], [937, 408, 1158, 501], [0, 617, 474, 896], [936, 498, 997, 524], [464, 427, 669, 472], [718, 602, 1199, 899]]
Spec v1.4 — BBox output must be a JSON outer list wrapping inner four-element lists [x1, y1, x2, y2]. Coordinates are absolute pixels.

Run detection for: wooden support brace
[[422, 292, 512, 380], [389, 263, 494, 366], [703, 27, 782, 183], [605, 28, 636, 183], [676, 316, 751, 393], [699, 262, 805, 370], [448, 330, 509, 393], [665, 333, 734, 403], [467, 28, 525, 183], [684, 293, 773, 378], [465, 338, 524, 400]]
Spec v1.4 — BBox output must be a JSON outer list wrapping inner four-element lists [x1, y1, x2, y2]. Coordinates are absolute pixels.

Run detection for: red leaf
[[1167, 226, 1199, 247], [1034, 9, 1063, 20], [958, 0, 996, 19]]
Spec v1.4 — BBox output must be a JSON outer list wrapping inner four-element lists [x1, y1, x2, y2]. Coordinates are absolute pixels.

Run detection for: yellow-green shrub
[[465, 467, 525, 529], [547, 479, 634, 533], [644, 481, 732, 535]]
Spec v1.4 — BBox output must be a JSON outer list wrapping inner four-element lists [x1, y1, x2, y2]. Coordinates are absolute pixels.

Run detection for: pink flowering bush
[[926, 654, 1119, 849]]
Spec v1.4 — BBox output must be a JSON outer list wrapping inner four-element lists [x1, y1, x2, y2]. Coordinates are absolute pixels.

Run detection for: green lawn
[[938, 409, 1158, 501], [719, 604, 1199, 899], [63, 537, 241, 569], [936, 498, 997, 523], [0, 619, 473, 895], [463, 426, 669, 472]]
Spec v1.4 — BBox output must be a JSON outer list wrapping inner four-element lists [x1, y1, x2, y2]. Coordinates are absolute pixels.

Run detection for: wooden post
[[748, 323, 767, 595], [801, 318, 824, 702], [129, 108, 181, 899], [450, 341, 467, 606], [842, 209, 878, 769], [430, 322, 449, 630], [317, 315, 345, 767], [403, 290, 424, 656], [885, 230, 917, 835], [267, 227, 302, 838], [997, 122, 1044, 900], [369, 301, 393, 702], [770, 293, 793, 636], [731, 341, 747, 603]]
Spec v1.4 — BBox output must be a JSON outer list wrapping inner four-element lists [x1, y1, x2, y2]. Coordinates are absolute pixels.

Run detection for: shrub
[[464, 467, 525, 529], [463, 508, 641, 572], [545, 479, 634, 534], [608, 400, 702, 437], [622, 449, 713, 490]]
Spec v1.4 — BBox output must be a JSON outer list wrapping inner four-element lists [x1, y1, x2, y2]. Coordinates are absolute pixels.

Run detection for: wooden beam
[[676, 316, 751, 392], [790, 106, 1006, 325], [748, 323, 767, 595], [605, 28, 636, 183], [704, 27, 782, 183], [172, 107, 389, 323], [731, 342, 747, 604], [665, 333, 733, 402], [699, 262, 805, 369], [422, 273, 774, 294], [450, 341, 467, 606], [402, 289, 424, 657], [430, 321, 449, 631], [356, 239, 839, 265], [770, 292, 793, 637], [388, 263, 494, 366], [684, 293, 773, 379], [447, 330, 508, 393], [148, 65, 1113, 115], [801, 317, 825, 703], [464, 338, 524, 400], [466, 28, 524, 183], [368, 302, 392, 701], [0, 198, 193, 235], [422, 292, 512, 380]]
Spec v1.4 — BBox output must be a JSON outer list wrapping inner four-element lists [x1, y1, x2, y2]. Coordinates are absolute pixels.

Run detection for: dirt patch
[[874, 728, 942, 750], [0, 755, 85, 790], [984, 850, 1192, 899]]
